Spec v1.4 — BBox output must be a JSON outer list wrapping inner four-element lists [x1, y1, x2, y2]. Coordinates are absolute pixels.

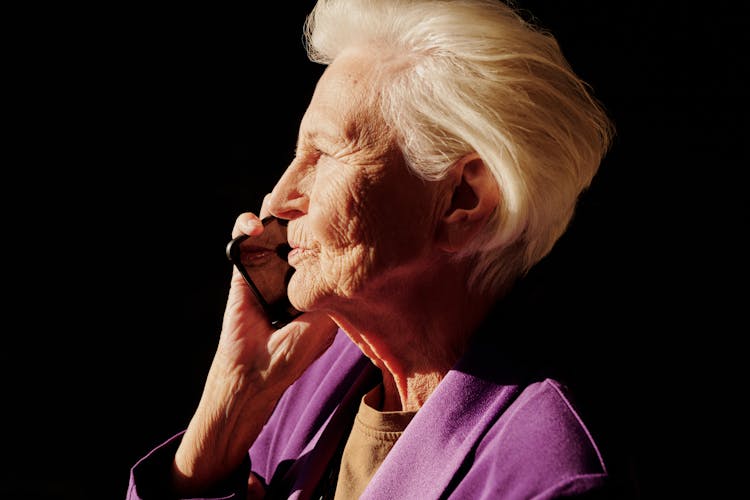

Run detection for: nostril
[[271, 209, 306, 221], [266, 189, 308, 219]]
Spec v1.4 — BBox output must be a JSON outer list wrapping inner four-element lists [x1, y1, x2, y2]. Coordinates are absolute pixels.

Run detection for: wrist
[[171, 372, 280, 495]]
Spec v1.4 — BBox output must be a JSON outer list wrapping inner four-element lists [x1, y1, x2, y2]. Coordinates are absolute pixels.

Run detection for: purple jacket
[[128, 329, 609, 499]]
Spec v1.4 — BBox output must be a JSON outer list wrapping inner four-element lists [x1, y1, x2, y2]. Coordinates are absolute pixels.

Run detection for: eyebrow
[[297, 124, 346, 152]]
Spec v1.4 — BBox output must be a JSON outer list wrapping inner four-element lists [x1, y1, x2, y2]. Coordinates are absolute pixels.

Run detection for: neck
[[327, 260, 497, 412]]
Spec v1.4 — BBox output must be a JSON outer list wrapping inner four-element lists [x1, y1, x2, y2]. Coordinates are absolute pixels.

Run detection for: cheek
[[288, 192, 372, 308], [357, 179, 439, 265], [287, 246, 369, 310], [288, 161, 442, 308], [310, 167, 375, 258], [287, 269, 317, 311]]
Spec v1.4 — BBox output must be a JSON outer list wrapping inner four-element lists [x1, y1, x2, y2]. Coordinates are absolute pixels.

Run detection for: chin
[[288, 271, 342, 314], [287, 272, 319, 312]]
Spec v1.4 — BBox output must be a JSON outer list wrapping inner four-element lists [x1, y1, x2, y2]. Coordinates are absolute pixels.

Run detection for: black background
[[4, 1, 745, 499]]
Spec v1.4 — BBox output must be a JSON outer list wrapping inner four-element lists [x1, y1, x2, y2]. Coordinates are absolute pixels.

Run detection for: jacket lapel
[[280, 353, 380, 499], [362, 368, 522, 499]]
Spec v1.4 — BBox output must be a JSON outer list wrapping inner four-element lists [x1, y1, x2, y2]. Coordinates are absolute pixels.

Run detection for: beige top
[[333, 384, 417, 499]]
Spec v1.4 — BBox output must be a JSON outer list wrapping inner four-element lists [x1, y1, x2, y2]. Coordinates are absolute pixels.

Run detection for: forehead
[[315, 48, 381, 109], [300, 48, 387, 143]]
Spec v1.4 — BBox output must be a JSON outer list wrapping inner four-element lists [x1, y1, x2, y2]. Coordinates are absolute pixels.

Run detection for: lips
[[287, 243, 309, 265], [287, 239, 304, 252], [287, 227, 313, 264], [287, 246, 302, 261]]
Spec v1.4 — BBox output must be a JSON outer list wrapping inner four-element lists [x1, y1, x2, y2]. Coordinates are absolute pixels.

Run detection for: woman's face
[[267, 48, 452, 312]]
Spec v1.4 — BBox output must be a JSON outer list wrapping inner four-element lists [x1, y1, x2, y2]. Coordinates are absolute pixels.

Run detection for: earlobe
[[436, 154, 500, 253]]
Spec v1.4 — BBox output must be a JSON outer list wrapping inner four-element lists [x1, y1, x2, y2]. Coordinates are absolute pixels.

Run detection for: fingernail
[[245, 218, 260, 230]]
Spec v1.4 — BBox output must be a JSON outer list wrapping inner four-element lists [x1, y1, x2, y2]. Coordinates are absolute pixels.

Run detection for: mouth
[[287, 224, 313, 264], [287, 243, 307, 264]]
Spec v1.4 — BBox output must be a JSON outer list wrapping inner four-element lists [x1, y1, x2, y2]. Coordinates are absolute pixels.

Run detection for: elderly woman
[[128, 0, 614, 498]]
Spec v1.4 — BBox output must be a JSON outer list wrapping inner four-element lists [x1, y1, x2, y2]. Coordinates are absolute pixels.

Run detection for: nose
[[266, 159, 310, 221]]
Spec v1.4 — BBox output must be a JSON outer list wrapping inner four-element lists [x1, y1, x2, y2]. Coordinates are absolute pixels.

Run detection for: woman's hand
[[172, 210, 338, 496]]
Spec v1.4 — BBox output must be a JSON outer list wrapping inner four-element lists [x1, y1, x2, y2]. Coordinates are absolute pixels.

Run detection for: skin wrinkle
[[267, 46, 496, 412], [290, 70, 393, 302]]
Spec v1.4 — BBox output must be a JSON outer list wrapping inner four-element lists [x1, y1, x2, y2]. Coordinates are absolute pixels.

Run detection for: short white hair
[[304, 0, 615, 295]]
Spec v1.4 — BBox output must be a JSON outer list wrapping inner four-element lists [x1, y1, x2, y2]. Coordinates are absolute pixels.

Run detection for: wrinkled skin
[[267, 47, 453, 313], [266, 47, 468, 415]]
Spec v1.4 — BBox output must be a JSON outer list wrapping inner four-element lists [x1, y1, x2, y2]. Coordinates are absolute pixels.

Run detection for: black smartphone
[[226, 216, 302, 328]]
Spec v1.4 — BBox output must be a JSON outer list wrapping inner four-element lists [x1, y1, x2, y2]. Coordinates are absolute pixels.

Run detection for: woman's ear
[[436, 154, 500, 253]]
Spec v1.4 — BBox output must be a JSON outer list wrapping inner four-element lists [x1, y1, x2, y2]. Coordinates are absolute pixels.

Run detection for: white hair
[[303, 0, 615, 295]]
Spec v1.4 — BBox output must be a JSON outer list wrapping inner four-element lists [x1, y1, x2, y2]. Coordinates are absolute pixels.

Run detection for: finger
[[231, 212, 265, 239]]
